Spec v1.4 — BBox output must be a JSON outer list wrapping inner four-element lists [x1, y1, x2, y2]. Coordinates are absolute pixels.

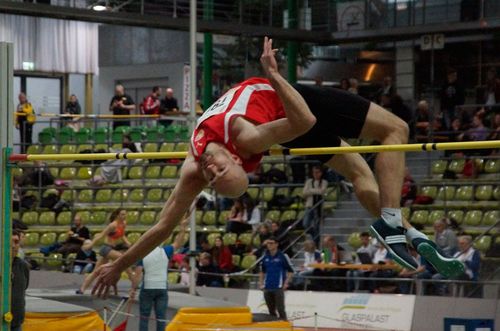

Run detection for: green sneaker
[[412, 238, 465, 279]]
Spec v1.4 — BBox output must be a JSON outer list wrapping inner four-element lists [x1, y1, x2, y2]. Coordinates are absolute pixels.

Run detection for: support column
[[85, 73, 93, 115], [0, 42, 14, 331], [287, 0, 298, 83], [395, 42, 415, 101], [203, 0, 213, 109]]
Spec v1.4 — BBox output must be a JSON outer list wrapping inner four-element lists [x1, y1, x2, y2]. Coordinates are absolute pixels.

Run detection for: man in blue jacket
[[259, 237, 294, 320]]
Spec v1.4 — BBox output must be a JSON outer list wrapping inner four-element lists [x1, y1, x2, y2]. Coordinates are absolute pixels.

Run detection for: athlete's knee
[[383, 117, 409, 144]]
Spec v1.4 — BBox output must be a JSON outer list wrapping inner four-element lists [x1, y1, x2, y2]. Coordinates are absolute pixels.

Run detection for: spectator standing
[[73, 240, 97, 274], [57, 214, 91, 257], [376, 76, 395, 102], [15, 93, 35, 154], [160, 87, 179, 128], [11, 229, 30, 331], [242, 197, 261, 231], [63, 94, 82, 130], [259, 237, 294, 320], [433, 219, 458, 257], [131, 220, 187, 331], [141, 86, 162, 127], [109, 84, 135, 129], [484, 67, 500, 109], [302, 166, 327, 244], [440, 68, 465, 130]]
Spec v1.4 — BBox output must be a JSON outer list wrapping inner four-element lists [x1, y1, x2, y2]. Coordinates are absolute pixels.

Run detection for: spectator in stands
[[458, 113, 490, 142], [179, 256, 191, 286], [252, 223, 272, 257], [11, 229, 30, 331], [270, 221, 291, 254], [131, 218, 187, 331], [259, 237, 294, 320], [211, 236, 234, 273], [339, 78, 350, 91], [432, 235, 481, 296], [160, 87, 179, 128], [376, 76, 395, 103], [484, 67, 500, 110], [73, 239, 97, 274], [313, 235, 351, 291], [226, 198, 251, 234], [440, 68, 465, 130], [292, 239, 321, 289], [141, 86, 162, 127], [302, 165, 327, 244], [57, 214, 91, 257], [348, 78, 359, 94], [242, 196, 261, 231], [78, 209, 133, 294], [487, 113, 500, 155], [398, 246, 435, 294], [369, 242, 397, 293], [109, 84, 135, 129], [15, 93, 35, 154], [415, 100, 431, 138], [89, 134, 142, 186], [433, 218, 458, 257], [196, 252, 223, 287], [347, 232, 377, 292], [63, 94, 82, 130], [400, 167, 417, 206]]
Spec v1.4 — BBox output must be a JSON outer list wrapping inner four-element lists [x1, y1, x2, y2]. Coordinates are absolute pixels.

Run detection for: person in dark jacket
[[11, 229, 30, 331]]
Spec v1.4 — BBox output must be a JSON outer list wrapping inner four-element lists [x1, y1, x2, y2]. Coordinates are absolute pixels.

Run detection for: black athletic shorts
[[282, 84, 371, 163]]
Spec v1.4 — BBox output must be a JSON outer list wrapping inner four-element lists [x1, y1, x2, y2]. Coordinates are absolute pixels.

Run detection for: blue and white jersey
[[260, 250, 294, 289], [137, 245, 174, 289]]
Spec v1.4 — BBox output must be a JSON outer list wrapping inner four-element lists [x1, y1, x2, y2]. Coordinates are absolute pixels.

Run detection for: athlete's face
[[200, 148, 248, 198]]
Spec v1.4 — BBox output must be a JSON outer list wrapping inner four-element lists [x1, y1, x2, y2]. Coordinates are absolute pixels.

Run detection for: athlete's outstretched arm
[[91, 154, 207, 298], [239, 37, 316, 153]]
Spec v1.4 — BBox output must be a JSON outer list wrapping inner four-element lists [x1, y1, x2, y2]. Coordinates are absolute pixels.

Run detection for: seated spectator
[[196, 252, 223, 287], [398, 246, 436, 294], [347, 232, 377, 291], [211, 237, 234, 273], [312, 236, 351, 291], [400, 167, 417, 206], [433, 218, 458, 257], [270, 221, 291, 254], [89, 134, 142, 186], [179, 256, 191, 286], [252, 223, 272, 257], [58, 214, 90, 257], [369, 242, 397, 293], [432, 235, 481, 296], [199, 237, 212, 254], [292, 240, 321, 289], [242, 197, 261, 232], [225, 198, 252, 235], [73, 239, 97, 274], [487, 113, 500, 155], [458, 113, 490, 142]]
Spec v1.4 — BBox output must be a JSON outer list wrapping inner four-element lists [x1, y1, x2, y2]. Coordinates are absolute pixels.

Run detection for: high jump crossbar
[[8, 140, 500, 162]]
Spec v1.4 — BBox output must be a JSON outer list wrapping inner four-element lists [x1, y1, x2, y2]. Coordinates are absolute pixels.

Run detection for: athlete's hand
[[91, 262, 120, 299], [260, 36, 279, 77]]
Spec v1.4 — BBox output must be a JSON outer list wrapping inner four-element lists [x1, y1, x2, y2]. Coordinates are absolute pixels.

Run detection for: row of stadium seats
[[37, 125, 190, 145], [409, 209, 499, 227], [431, 158, 500, 175], [419, 185, 500, 201], [26, 141, 190, 155]]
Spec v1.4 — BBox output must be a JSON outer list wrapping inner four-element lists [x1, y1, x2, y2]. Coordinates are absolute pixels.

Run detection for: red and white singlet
[[190, 77, 286, 172]]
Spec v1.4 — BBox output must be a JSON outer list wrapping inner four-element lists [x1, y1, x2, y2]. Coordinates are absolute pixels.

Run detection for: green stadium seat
[[49, 167, 59, 178], [265, 210, 281, 222], [455, 186, 474, 201], [77, 211, 92, 224], [39, 211, 56, 226], [290, 187, 303, 198], [77, 144, 93, 153], [42, 145, 59, 154], [56, 211, 72, 225], [232, 255, 241, 267], [206, 233, 220, 247], [261, 187, 275, 202], [493, 186, 500, 200], [144, 143, 158, 153], [127, 232, 141, 245], [280, 210, 297, 222], [24, 232, 39, 246], [195, 211, 203, 225], [447, 210, 464, 224], [347, 232, 362, 250], [94, 144, 108, 152], [38, 130, 53, 144], [222, 233, 237, 246], [475, 185, 493, 201], [60, 189, 75, 202], [59, 167, 77, 180], [474, 236, 492, 253], [58, 232, 69, 243], [273, 164, 285, 172], [261, 163, 272, 173], [78, 189, 93, 203], [178, 126, 190, 141], [112, 189, 129, 202], [401, 207, 411, 220], [139, 211, 156, 225], [126, 211, 140, 224], [174, 142, 189, 152], [410, 210, 429, 225], [473, 158, 485, 173], [168, 272, 179, 284], [128, 166, 144, 180], [431, 160, 448, 175], [146, 127, 163, 142], [129, 127, 144, 142], [448, 158, 465, 173], [57, 127, 75, 144], [21, 211, 38, 225], [59, 144, 77, 154], [483, 210, 499, 226], [164, 126, 177, 141], [325, 188, 337, 201], [96, 189, 112, 203], [26, 145, 42, 154], [436, 186, 456, 201], [236, 233, 252, 246], [111, 126, 130, 144], [77, 166, 93, 180], [159, 142, 175, 153], [484, 159, 500, 173], [163, 189, 171, 200], [121, 167, 128, 179], [11, 167, 23, 178], [29, 252, 45, 265], [247, 187, 260, 200], [40, 232, 57, 246], [66, 253, 77, 266], [24, 190, 40, 201], [428, 210, 445, 225], [130, 189, 145, 202], [202, 211, 217, 225], [464, 210, 483, 226], [218, 210, 231, 224], [275, 187, 289, 197], [75, 128, 92, 144], [240, 255, 257, 270], [161, 166, 178, 178], [91, 211, 108, 225], [94, 127, 109, 144], [147, 189, 163, 202], [46, 253, 63, 268], [420, 186, 437, 199], [145, 166, 161, 179]]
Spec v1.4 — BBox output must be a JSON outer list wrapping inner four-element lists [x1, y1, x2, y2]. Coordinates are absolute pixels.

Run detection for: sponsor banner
[[247, 290, 415, 331], [182, 64, 191, 112]]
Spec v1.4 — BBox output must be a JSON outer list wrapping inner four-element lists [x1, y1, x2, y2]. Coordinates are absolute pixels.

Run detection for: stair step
[[324, 217, 372, 227]]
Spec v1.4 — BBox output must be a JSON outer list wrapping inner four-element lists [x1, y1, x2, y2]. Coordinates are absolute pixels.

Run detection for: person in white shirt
[[292, 240, 322, 289], [302, 166, 328, 244], [347, 232, 377, 291]]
